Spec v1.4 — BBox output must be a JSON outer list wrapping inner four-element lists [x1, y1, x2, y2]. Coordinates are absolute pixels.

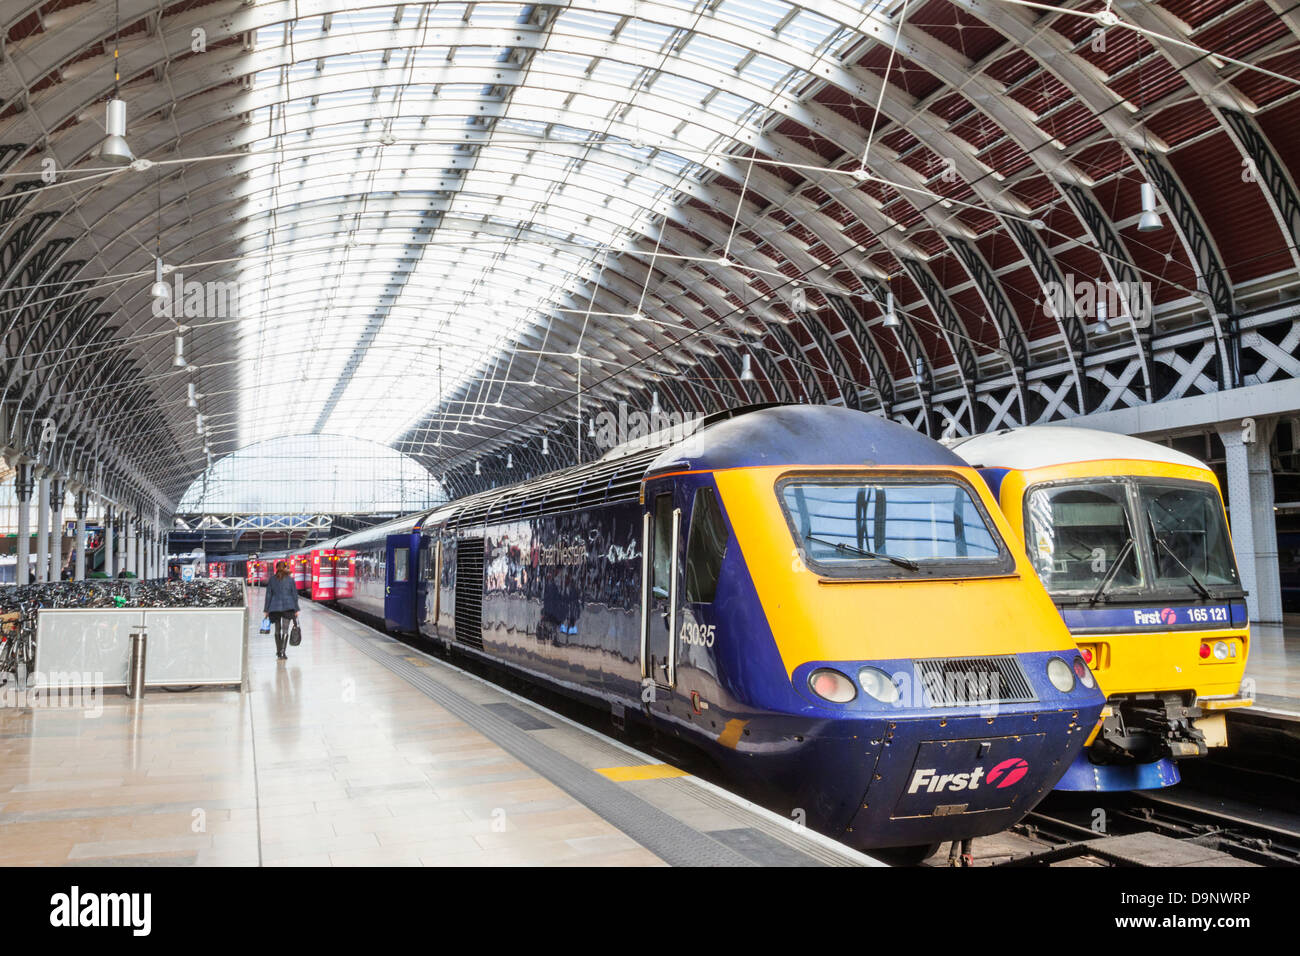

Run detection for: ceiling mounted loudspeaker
[[882, 291, 901, 329], [1138, 182, 1162, 232], [100, 98, 133, 167], [740, 353, 756, 382]]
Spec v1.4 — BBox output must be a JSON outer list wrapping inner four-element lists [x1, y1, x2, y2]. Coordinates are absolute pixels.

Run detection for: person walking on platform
[[264, 560, 300, 660]]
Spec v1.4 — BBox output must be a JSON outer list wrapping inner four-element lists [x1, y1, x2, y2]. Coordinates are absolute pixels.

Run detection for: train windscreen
[[778, 477, 1010, 578]]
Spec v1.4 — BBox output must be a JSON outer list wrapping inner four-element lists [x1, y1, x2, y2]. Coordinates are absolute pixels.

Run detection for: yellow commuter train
[[950, 426, 1252, 790]]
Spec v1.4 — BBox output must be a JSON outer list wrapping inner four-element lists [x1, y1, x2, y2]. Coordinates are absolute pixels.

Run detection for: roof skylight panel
[[680, 34, 751, 72], [617, 19, 677, 54], [650, 71, 714, 106], [712, 0, 792, 34], [554, 9, 623, 37], [467, 4, 530, 25], [779, 9, 843, 53], [702, 89, 758, 122], [738, 51, 799, 87]]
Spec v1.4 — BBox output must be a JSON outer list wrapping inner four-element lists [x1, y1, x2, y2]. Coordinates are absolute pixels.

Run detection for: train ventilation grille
[[915, 656, 1037, 707], [454, 538, 485, 649]]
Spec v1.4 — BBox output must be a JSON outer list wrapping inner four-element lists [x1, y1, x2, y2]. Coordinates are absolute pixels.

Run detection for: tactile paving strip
[[334, 627, 797, 867]]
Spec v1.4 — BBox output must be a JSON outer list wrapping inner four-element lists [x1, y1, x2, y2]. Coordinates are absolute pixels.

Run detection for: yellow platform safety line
[[596, 764, 689, 782]]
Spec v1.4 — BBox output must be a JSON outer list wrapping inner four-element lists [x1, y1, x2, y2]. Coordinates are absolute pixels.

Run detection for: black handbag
[[289, 618, 302, 646]]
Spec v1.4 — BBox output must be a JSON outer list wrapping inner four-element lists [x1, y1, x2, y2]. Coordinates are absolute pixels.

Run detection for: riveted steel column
[[49, 478, 65, 581], [103, 505, 115, 577], [14, 464, 33, 586], [74, 491, 87, 581], [1218, 418, 1283, 623], [35, 474, 50, 583]]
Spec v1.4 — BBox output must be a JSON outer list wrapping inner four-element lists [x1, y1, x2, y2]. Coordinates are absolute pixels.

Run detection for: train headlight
[[1212, 641, 1231, 661], [858, 666, 900, 704], [808, 668, 857, 703], [1046, 657, 1075, 693], [1072, 656, 1095, 689]]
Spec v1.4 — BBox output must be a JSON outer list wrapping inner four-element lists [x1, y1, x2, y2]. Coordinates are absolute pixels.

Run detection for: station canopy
[[4, 0, 1300, 514]]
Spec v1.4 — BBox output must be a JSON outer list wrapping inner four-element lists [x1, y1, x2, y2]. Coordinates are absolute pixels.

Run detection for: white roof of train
[[948, 426, 1209, 472]]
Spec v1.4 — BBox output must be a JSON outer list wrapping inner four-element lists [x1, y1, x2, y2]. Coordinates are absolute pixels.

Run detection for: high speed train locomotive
[[321, 405, 1104, 856], [949, 427, 1252, 791]]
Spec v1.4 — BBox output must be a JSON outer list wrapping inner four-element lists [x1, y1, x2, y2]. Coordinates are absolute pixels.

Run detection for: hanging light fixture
[[186, 382, 197, 409], [1096, 291, 1110, 330], [740, 353, 756, 382], [506, 453, 513, 470], [1138, 182, 1162, 232], [100, 97, 133, 166], [150, 256, 169, 301], [474, 461, 481, 476], [194, 413, 204, 436], [541, 437, 550, 455], [173, 329, 187, 367], [882, 289, 901, 329], [587, 417, 596, 438]]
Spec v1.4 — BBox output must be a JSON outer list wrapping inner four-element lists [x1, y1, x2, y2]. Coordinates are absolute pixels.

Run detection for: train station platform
[[0, 600, 875, 867], [1244, 617, 1300, 716]]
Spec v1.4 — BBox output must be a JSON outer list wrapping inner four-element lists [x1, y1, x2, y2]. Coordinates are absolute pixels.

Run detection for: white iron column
[[74, 492, 87, 581], [1217, 417, 1283, 623], [14, 464, 33, 586], [125, 514, 136, 577], [48, 478, 64, 581], [35, 474, 50, 583]]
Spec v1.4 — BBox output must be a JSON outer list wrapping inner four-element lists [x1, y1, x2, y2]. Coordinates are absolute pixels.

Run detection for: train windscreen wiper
[[1145, 510, 1212, 600], [804, 534, 919, 570], [1089, 538, 1135, 606]]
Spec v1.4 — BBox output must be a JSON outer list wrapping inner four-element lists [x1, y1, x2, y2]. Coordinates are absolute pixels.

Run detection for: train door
[[384, 533, 418, 632], [641, 483, 682, 695]]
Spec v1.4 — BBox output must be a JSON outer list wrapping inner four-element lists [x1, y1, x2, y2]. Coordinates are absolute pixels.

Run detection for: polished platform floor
[[1245, 616, 1300, 713], [0, 599, 871, 867]]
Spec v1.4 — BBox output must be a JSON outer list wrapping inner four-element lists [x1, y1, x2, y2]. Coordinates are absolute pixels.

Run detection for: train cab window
[[685, 488, 728, 603], [1139, 482, 1239, 589], [652, 494, 674, 599], [1026, 483, 1142, 594], [779, 477, 1009, 578], [393, 548, 409, 583]]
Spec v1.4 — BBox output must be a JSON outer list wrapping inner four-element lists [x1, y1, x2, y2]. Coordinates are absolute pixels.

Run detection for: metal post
[[35, 474, 50, 583], [14, 463, 33, 586], [103, 505, 115, 577], [125, 514, 136, 578], [127, 630, 147, 698], [74, 492, 87, 581], [49, 478, 64, 581]]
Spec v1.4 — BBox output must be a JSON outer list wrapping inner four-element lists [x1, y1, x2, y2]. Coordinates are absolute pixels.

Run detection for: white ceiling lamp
[[150, 256, 169, 301], [173, 329, 187, 367], [740, 353, 756, 382], [506, 453, 514, 470], [186, 382, 197, 409], [474, 461, 481, 476], [1137, 182, 1162, 232], [195, 413, 204, 436], [587, 416, 596, 438], [1097, 292, 1110, 330], [882, 290, 901, 329], [541, 437, 549, 455], [100, 97, 133, 167]]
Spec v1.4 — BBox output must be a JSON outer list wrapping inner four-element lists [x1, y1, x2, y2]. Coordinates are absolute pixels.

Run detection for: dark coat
[[264, 573, 300, 614]]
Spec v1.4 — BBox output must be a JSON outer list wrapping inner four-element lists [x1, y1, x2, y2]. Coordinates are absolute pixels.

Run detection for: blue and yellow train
[[298, 405, 1104, 856], [950, 426, 1253, 791]]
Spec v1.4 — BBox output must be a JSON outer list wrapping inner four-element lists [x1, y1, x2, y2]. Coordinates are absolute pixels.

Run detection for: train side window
[[652, 493, 674, 598], [393, 548, 409, 583], [685, 488, 728, 603]]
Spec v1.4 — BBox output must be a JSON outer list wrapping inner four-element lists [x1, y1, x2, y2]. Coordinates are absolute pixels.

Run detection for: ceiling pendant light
[[150, 256, 169, 301], [186, 382, 197, 408], [1097, 292, 1110, 330], [740, 353, 756, 382], [100, 97, 133, 167], [195, 413, 204, 436], [173, 330, 186, 367], [882, 290, 901, 329], [542, 437, 549, 455], [1137, 182, 1162, 232], [474, 461, 481, 476], [506, 453, 514, 470], [587, 417, 596, 438]]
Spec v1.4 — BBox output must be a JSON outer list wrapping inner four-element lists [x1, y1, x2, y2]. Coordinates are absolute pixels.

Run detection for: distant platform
[[1245, 617, 1300, 718], [0, 600, 875, 867]]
